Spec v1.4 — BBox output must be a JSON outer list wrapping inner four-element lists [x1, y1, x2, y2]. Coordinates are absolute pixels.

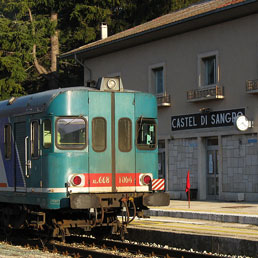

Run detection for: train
[[0, 77, 169, 240]]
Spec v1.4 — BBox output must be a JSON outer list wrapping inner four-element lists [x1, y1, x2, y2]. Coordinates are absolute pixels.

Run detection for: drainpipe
[[74, 53, 92, 83]]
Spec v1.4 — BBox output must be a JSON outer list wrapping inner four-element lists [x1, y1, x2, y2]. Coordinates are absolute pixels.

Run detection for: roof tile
[[62, 0, 248, 56]]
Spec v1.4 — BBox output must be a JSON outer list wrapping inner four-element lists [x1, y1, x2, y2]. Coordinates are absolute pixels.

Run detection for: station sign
[[171, 108, 245, 131]]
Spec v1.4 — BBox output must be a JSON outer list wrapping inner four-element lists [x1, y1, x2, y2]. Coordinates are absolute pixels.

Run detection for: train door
[[15, 118, 42, 192], [115, 93, 135, 192], [89, 91, 112, 193], [14, 121, 27, 192], [27, 119, 42, 191], [88, 91, 135, 193]]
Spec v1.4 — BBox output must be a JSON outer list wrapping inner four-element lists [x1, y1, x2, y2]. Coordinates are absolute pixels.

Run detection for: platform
[[126, 201, 258, 257], [145, 200, 258, 225]]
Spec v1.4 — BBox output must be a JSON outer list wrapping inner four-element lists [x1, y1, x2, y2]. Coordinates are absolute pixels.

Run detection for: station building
[[60, 0, 258, 201]]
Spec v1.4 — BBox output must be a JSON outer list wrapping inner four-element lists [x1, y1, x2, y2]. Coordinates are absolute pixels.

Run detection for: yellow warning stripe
[[131, 221, 258, 236]]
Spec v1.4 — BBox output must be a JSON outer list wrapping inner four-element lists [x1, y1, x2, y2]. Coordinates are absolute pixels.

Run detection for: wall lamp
[[199, 108, 211, 114]]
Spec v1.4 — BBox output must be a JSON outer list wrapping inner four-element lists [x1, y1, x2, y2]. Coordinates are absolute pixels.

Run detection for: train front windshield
[[136, 118, 157, 150], [56, 117, 86, 150]]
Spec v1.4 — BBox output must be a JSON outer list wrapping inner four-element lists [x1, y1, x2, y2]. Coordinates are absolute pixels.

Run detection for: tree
[[0, 0, 201, 100], [0, 0, 59, 98], [0, 0, 132, 98], [115, 0, 202, 29], [0, 2, 31, 99]]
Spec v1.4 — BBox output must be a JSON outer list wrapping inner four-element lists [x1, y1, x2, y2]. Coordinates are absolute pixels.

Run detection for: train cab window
[[56, 117, 86, 150], [4, 124, 11, 159], [118, 118, 132, 152], [92, 117, 106, 152], [31, 121, 40, 158], [136, 118, 157, 150], [43, 119, 52, 149]]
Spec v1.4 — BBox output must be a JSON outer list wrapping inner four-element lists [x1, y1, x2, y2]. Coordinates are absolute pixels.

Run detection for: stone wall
[[221, 134, 258, 194], [168, 138, 198, 198]]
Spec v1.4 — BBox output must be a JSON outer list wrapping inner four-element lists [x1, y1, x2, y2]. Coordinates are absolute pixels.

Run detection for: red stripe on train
[[82, 173, 143, 187]]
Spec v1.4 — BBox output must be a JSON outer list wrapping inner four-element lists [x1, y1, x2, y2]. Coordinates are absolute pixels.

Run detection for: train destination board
[[171, 108, 245, 131]]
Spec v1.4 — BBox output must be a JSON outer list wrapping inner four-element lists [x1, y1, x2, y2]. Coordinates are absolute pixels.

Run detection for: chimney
[[100, 23, 108, 39]]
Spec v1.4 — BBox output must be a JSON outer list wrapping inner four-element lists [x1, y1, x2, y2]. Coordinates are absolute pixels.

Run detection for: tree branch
[[28, 7, 48, 75]]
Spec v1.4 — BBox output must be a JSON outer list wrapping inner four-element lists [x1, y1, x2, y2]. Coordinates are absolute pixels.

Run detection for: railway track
[[66, 237, 228, 258], [0, 231, 228, 258]]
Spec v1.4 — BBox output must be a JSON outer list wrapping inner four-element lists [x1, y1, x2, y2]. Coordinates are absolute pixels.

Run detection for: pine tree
[[0, 0, 201, 100]]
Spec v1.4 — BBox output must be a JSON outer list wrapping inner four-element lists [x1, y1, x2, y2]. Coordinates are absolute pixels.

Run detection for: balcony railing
[[187, 85, 224, 102], [156, 93, 171, 107], [246, 80, 258, 93]]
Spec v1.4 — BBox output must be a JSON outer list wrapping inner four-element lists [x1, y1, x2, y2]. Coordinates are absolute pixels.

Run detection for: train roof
[[0, 87, 90, 118], [0, 86, 145, 118]]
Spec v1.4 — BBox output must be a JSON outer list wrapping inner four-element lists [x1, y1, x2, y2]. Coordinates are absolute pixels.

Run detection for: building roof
[[60, 0, 257, 60]]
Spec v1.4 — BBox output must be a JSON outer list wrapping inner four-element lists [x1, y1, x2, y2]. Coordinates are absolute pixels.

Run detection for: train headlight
[[107, 79, 117, 89], [143, 175, 151, 185], [139, 174, 153, 186], [70, 174, 84, 186], [96, 77, 124, 91], [73, 176, 82, 186]]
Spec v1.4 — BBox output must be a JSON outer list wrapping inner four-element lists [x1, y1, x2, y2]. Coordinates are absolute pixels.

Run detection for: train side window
[[43, 119, 52, 149], [4, 124, 11, 159], [118, 118, 132, 152], [92, 117, 106, 152], [136, 118, 157, 150], [31, 121, 40, 158]]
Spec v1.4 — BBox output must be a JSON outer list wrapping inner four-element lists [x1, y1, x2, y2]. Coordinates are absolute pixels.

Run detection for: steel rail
[[65, 236, 227, 258]]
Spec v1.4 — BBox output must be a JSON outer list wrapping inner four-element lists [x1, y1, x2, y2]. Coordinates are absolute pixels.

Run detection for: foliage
[[0, 0, 201, 100]]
